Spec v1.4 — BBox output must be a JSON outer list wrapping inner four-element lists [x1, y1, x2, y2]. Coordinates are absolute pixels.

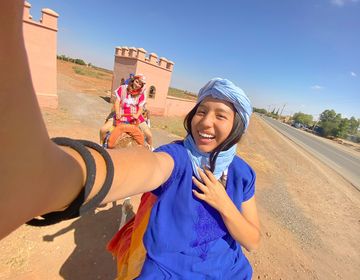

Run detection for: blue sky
[[28, 0, 359, 119]]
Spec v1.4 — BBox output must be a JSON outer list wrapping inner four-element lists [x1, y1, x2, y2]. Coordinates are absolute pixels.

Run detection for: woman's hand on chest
[[192, 167, 232, 213]]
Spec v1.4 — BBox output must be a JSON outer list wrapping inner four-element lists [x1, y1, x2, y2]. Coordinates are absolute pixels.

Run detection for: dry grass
[[167, 88, 197, 101], [151, 115, 187, 137], [72, 65, 112, 80]]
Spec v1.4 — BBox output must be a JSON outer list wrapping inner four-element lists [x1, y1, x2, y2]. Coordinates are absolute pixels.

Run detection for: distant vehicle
[[292, 122, 304, 129], [310, 125, 322, 135]]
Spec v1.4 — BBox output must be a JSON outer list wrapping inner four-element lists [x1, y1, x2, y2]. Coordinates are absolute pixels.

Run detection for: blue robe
[[139, 141, 256, 279]]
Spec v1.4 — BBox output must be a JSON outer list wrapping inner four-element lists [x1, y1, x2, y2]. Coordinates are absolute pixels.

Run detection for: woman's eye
[[196, 110, 205, 115], [217, 115, 227, 120]]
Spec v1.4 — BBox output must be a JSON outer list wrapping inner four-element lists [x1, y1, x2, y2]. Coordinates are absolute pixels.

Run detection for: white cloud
[[332, 0, 345, 6], [311, 85, 324, 90], [331, 0, 359, 7], [350, 71, 357, 77]]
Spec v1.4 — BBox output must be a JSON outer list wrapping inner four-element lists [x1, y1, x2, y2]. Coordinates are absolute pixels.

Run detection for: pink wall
[[112, 46, 198, 117], [112, 47, 174, 115], [165, 96, 196, 116], [23, 2, 58, 108]]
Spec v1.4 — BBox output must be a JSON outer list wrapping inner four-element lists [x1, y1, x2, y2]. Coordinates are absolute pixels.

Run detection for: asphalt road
[[260, 115, 360, 191]]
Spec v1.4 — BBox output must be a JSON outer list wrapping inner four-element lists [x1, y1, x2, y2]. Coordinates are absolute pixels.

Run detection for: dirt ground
[[0, 61, 359, 279]]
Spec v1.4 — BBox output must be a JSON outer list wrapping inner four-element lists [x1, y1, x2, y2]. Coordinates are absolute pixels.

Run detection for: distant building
[[112, 47, 176, 116], [23, 1, 59, 108]]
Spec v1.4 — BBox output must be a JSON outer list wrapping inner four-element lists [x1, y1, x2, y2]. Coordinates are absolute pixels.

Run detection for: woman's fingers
[[203, 167, 218, 183], [197, 167, 213, 185], [192, 189, 206, 201], [192, 176, 208, 194]]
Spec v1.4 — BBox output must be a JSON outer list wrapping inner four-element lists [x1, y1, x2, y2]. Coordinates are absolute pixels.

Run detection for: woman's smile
[[196, 131, 216, 145]]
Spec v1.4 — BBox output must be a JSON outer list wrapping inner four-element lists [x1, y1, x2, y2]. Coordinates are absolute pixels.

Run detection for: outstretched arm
[[0, 0, 173, 240]]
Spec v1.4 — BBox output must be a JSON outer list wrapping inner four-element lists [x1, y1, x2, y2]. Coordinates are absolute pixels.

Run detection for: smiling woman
[[107, 78, 260, 279], [1, 1, 260, 279]]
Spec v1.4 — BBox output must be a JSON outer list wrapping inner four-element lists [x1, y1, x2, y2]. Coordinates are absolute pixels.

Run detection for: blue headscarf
[[184, 136, 236, 180], [184, 78, 252, 180], [197, 78, 252, 130]]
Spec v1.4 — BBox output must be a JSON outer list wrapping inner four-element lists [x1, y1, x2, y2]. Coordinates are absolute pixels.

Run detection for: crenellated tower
[[112, 46, 174, 116], [23, 1, 59, 108]]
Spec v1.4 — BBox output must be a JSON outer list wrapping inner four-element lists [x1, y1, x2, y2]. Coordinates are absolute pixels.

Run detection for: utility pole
[[280, 103, 286, 117], [312, 114, 319, 133]]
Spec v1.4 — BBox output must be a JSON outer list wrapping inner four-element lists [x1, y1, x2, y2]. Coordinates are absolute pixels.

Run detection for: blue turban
[[197, 78, 252, 130]]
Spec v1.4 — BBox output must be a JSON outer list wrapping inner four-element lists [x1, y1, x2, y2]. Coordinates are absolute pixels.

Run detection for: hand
[[192, 167, 231, 213], [115, 113, 120, 120], [130, 115, 140, 125]]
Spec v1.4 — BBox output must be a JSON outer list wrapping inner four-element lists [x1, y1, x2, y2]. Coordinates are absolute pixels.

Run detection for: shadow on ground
[[42, 202, 134, 280], [100, 96, 111, 103]]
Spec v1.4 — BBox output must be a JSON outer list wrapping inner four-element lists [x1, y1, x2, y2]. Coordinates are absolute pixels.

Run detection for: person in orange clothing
[[100, 74, 153, 149]]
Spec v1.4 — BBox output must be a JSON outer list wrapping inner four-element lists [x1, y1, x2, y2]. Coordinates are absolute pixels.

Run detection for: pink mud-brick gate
[[23, 1, 59, 109], [112, 47, 196, 117]]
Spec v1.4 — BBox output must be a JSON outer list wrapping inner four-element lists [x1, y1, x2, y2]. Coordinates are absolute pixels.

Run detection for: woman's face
[[191, 97, 235, 153], [133, 78, 143, 90]]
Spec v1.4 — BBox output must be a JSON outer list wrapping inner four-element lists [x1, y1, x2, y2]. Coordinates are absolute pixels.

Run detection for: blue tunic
[[139, 141, 256, 279]]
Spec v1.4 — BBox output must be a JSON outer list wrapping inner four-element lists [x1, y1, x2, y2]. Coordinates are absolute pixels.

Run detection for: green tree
[[292, 112, 313, 127], [74, 58, 86, 65], [337, 118, 350, 138], [253, 107, 267, 114], [348, 117, 360, 135], [57, 54, 68, 61], [319, 109, 342, 137]]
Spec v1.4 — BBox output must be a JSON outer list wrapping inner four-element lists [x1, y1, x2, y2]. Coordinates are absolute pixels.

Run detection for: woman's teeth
[[199, 132, 215, 139]]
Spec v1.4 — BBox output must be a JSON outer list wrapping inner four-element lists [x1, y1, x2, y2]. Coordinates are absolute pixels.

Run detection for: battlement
[[115, 46, 174, 72], [23, 1, 59, 31], [22, 1, 59, 108]]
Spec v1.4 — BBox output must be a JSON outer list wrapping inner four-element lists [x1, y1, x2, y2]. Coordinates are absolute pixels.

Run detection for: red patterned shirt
[[115, 85, 146, 123]]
